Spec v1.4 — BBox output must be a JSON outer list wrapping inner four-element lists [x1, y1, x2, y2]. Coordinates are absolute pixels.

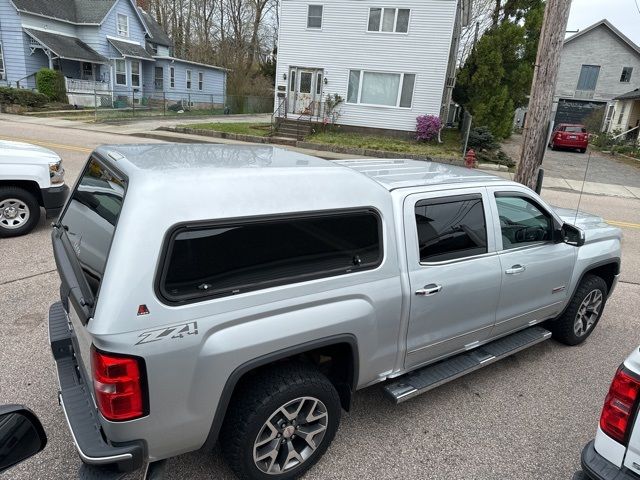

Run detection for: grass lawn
[[183, 122, 272, 136], [307, 128, 462, 159]]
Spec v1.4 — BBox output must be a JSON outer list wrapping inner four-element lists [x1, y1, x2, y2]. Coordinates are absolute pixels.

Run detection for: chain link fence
[[80, 89, 273, 121]]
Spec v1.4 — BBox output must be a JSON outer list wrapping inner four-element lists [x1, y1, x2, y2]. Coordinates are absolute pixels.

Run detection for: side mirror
[[561, 223, 586, 247], [0, 405, 47, 473]]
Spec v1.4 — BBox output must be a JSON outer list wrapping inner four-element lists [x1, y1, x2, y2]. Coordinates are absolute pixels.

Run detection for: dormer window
[[149, 43, 158, 55], [117, 14, 129, 37]]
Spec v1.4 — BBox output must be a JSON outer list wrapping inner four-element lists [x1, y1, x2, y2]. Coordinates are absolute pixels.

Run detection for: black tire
[[580, 148, 586, 153], [220, 363, 341, 480], [0, 186, 41, 238], [550, 142, 557, 150], [551, 275, 608, 346]]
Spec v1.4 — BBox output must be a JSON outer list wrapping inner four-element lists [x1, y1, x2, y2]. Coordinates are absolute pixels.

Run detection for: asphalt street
[[1, 120, 639, 480]]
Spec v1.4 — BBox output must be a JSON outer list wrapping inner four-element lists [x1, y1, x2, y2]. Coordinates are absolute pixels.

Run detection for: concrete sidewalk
[[3, 112, 639, 199]]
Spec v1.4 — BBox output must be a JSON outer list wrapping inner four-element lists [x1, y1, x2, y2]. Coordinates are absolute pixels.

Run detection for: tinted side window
[[415, 196, 487, 263], [495, 195, 553, 249], [161, 211, 382, 302]]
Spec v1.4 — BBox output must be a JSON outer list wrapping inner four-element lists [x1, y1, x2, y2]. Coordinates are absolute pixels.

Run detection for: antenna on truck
[[574, 149, 593, 225]]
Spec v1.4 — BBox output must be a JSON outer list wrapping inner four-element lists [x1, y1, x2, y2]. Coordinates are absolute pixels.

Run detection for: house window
[[289, 70, 296, 91], [0, 42, 6, 80], [82, 62, 93, 80], [198, 72, 204, 91], [131, 61, 140, 87], [368, 8, 410, 33], [186, 69, 192, 89], [117, 14, 129, 37], [170, 67, 175, 88], [576, 65, 600, 91], [347, 70, 416, 108], [115, 59, 126, 86], [307, 5, 323, 29], [316, 72, 323, 95], [620, 67, 633, 83], [155, 67, 163, 90]]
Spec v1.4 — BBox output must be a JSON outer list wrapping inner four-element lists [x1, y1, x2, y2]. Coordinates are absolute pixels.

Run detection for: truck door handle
[[415, 284, 443, 296], [505, 264, 526, 275]]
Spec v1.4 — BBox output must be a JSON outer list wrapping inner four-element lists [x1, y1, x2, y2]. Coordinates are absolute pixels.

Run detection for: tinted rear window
[[160, 211, 382, 303], [60, 158, 126, 295], [415, 195, 487, 262], [564, 126, 586, 133]]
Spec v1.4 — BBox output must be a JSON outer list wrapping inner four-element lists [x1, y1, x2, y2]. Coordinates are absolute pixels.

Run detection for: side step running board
[[384, 326, 552, 404]]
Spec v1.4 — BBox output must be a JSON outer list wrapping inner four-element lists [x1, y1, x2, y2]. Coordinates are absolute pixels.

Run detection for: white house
[[551, 20, 640, 132], [274, 0, 470, 135]]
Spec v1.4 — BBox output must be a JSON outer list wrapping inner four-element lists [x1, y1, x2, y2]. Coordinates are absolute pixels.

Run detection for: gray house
[[0, 0, 226, 107], [552, 19, 640, 131]]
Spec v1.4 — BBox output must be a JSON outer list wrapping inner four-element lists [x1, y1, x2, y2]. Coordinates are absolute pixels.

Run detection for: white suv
[[581, 348, 640, 479], [0, 140, 68, 237]]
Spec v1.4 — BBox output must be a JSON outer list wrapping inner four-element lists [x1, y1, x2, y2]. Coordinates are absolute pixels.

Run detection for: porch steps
[[383, 326, 552, 404], [275, 119, 313, 140]]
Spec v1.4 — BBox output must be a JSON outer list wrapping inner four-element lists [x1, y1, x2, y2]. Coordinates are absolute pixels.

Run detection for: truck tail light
[[600, 366, 640, 444], [91, 346, 147, 421]]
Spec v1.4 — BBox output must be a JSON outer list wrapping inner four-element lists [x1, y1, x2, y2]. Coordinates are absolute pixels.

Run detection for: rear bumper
[[555, 140, 589, 149], [48, 301, 145, 473], [41, 184, 69, 218], [582, 440, 639, 480]]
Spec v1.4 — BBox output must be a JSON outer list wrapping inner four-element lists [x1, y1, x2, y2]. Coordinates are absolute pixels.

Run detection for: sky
[[566, 0, 640, 45]]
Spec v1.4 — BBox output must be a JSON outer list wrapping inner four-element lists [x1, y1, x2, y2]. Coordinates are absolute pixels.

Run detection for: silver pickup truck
[[48, 145, 621, 480]]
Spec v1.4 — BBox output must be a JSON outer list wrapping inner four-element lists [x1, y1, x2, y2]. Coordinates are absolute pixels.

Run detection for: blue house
[[0, 0, 226, 107]]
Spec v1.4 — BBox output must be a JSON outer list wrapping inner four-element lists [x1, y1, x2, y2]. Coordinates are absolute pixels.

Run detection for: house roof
[[108, 38, 155, 61], [564, 19, 640, 57], [138, 8, 172, 47], [11, 0, 117, 24], [24, 28, 108, 64], [615, 88, 640, 101]]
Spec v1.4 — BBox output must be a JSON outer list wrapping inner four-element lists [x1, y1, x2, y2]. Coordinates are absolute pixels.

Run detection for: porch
[[611, 89, 640, 146]]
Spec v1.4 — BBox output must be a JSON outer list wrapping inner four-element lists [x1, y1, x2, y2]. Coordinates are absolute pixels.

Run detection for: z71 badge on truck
[[48, 145, 621, 479]]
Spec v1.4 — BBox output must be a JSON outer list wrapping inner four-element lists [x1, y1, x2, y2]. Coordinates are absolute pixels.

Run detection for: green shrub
[[0, 87, 48, 107], [36, 68, 67, 102], [467, 126, 499, 151]]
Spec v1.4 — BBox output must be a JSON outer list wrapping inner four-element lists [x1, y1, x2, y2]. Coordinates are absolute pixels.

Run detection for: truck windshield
[[59, 158, 126, 296]]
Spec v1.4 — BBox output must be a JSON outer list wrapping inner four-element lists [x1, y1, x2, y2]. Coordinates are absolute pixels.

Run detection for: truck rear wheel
[[220, 363, 341, 480], [551, 275, 608, 346], [0, 187, 41, 238]]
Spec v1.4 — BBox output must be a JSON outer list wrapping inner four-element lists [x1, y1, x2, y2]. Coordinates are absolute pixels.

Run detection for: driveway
[[502, 134, 640, 189]]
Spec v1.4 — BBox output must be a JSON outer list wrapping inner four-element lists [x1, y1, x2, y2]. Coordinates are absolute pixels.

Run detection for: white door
[[295, 70, 315, 114]]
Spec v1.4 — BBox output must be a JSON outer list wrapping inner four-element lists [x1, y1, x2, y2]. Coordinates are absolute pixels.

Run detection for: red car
[[549, 123, 589, 153]]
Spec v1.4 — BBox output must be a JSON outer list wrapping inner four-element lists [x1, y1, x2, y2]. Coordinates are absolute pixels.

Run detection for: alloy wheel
[[573, 289, 603, 337], [253, 396, 328, 475]]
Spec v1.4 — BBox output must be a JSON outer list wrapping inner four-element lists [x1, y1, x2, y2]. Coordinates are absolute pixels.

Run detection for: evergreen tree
[[454, 0, 544, 139]]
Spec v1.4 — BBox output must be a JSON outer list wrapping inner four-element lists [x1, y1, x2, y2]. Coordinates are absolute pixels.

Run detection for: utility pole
[[514, 0, 572, 189]]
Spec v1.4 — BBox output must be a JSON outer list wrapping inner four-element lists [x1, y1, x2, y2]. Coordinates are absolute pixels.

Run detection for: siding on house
[[555, 25, 640, 103], [151, 58, 226, 102], [21, 13, 76, 36], [0, 0, 28, 86], [276, 0, 458, 132], [100, 0, 147, 58]]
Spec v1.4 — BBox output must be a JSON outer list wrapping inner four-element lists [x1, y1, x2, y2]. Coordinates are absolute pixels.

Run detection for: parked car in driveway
[[0, 140, 68, 237], [581, 348, 640, 480], [550, 124, 589, 153], [48, 145, 621, 480]]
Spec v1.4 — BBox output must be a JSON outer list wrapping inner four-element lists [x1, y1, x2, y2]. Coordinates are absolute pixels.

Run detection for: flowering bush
[[416, 114, 442, 142]]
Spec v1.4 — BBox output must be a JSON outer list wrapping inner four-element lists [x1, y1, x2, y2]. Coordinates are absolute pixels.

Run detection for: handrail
[[271, 96, 286, 135], [296, 101, 316, 140], [612, 125, 639, 140]]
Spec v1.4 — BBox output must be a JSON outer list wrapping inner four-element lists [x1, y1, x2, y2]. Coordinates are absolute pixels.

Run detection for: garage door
[[555, 99, 606, 125]]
